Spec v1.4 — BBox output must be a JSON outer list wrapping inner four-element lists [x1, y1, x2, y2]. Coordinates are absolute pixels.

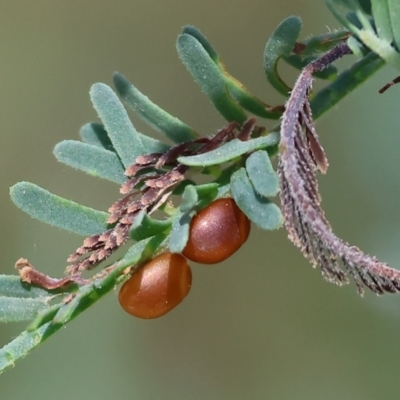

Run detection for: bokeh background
[[2, 1, 400, 399]]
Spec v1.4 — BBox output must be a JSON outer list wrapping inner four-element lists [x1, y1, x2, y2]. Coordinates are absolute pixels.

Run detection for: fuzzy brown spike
[[125, 163, 150, 177], [65, 117, 256, 275], [279, 43, 400, 295], [132, 153, 162, 167]]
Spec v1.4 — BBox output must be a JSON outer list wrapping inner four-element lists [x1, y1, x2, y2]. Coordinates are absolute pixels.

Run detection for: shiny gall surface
[[118, 252, 192, 319], [183, 198, 250, 264]]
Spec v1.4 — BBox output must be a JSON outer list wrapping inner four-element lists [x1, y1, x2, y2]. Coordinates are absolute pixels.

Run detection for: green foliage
[[177, 31, 248, 123], [246, 151, 279, 198], [178, 135, 279, 167], [0, 238, 153, 372], [178, 26, 281, 120], [231, 168, 282, 231], [169, 212, 194, 254], [169, 183, 219, 253], [113, 72, 198, 144], [130, 211, 172, 241], [327, 0, 400, 70], [10, 182, 108, 236], [54, 140, 126, 184], [264, 16, 303, 95], [80, 122, 116, 152], [1, 0, 396, 373], [0, 276, 64, 323], [90, 83, 146, 166]]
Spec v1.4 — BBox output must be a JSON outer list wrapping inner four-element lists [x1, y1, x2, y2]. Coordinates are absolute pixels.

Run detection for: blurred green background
[[2, 1, 400, 399]]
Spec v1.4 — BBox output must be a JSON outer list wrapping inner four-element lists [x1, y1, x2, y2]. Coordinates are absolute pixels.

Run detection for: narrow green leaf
[[298, 31, 351, 56], [176, 33, 247, 123], [181, 26, 281, 119], [10, 182, 109, 236], [0, 322, 57, 373], [0, 275, 62, 323], [182, 25, 221, 65], [230, 168, 283, 230], [347, 11, 364, 30], [214, 164, 239, 197], [325, 1, 359, 33], [245, 150, 279, 197], [54, 140, 126, 184], [346, 36, 366, 57], [0, 239, 152, 374], [138, 134, 171, 154], [336, 5, 400, 70], [80, 122, 116, 152], [225, 80, 283, 119], [180, 183, 219, 213], [51, 286, 94, 326], [180, 185, 198, 213], [169, 212, 193, 253], [113, 72, 198, 143], [130, 210, 172, 241], [0, 275, 54, 299], [121, 235, 166, 268], [90, 83, 145, 167], [80, 121, 170, 155], [217, 183, 231, 199], [264, 16, 303, 95], [27, 303, 63, 331], [193, 182, 219, 199], [388, 0, 400, 51], [359, 0, 372, 14], [371, 0, 393, 42], [178, 134, 279, 167], [326, 0, 365, 12], [0, 298, 50, 323], [311, 51, 385, 120], [172, 180, 197, 195]]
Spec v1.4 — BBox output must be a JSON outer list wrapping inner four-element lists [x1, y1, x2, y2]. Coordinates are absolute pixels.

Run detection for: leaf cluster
[[1, 0, 397, 373]]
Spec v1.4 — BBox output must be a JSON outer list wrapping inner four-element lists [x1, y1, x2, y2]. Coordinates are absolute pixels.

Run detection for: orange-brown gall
[[118, 252, 192, 319], [183, 198, 250, 264]]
